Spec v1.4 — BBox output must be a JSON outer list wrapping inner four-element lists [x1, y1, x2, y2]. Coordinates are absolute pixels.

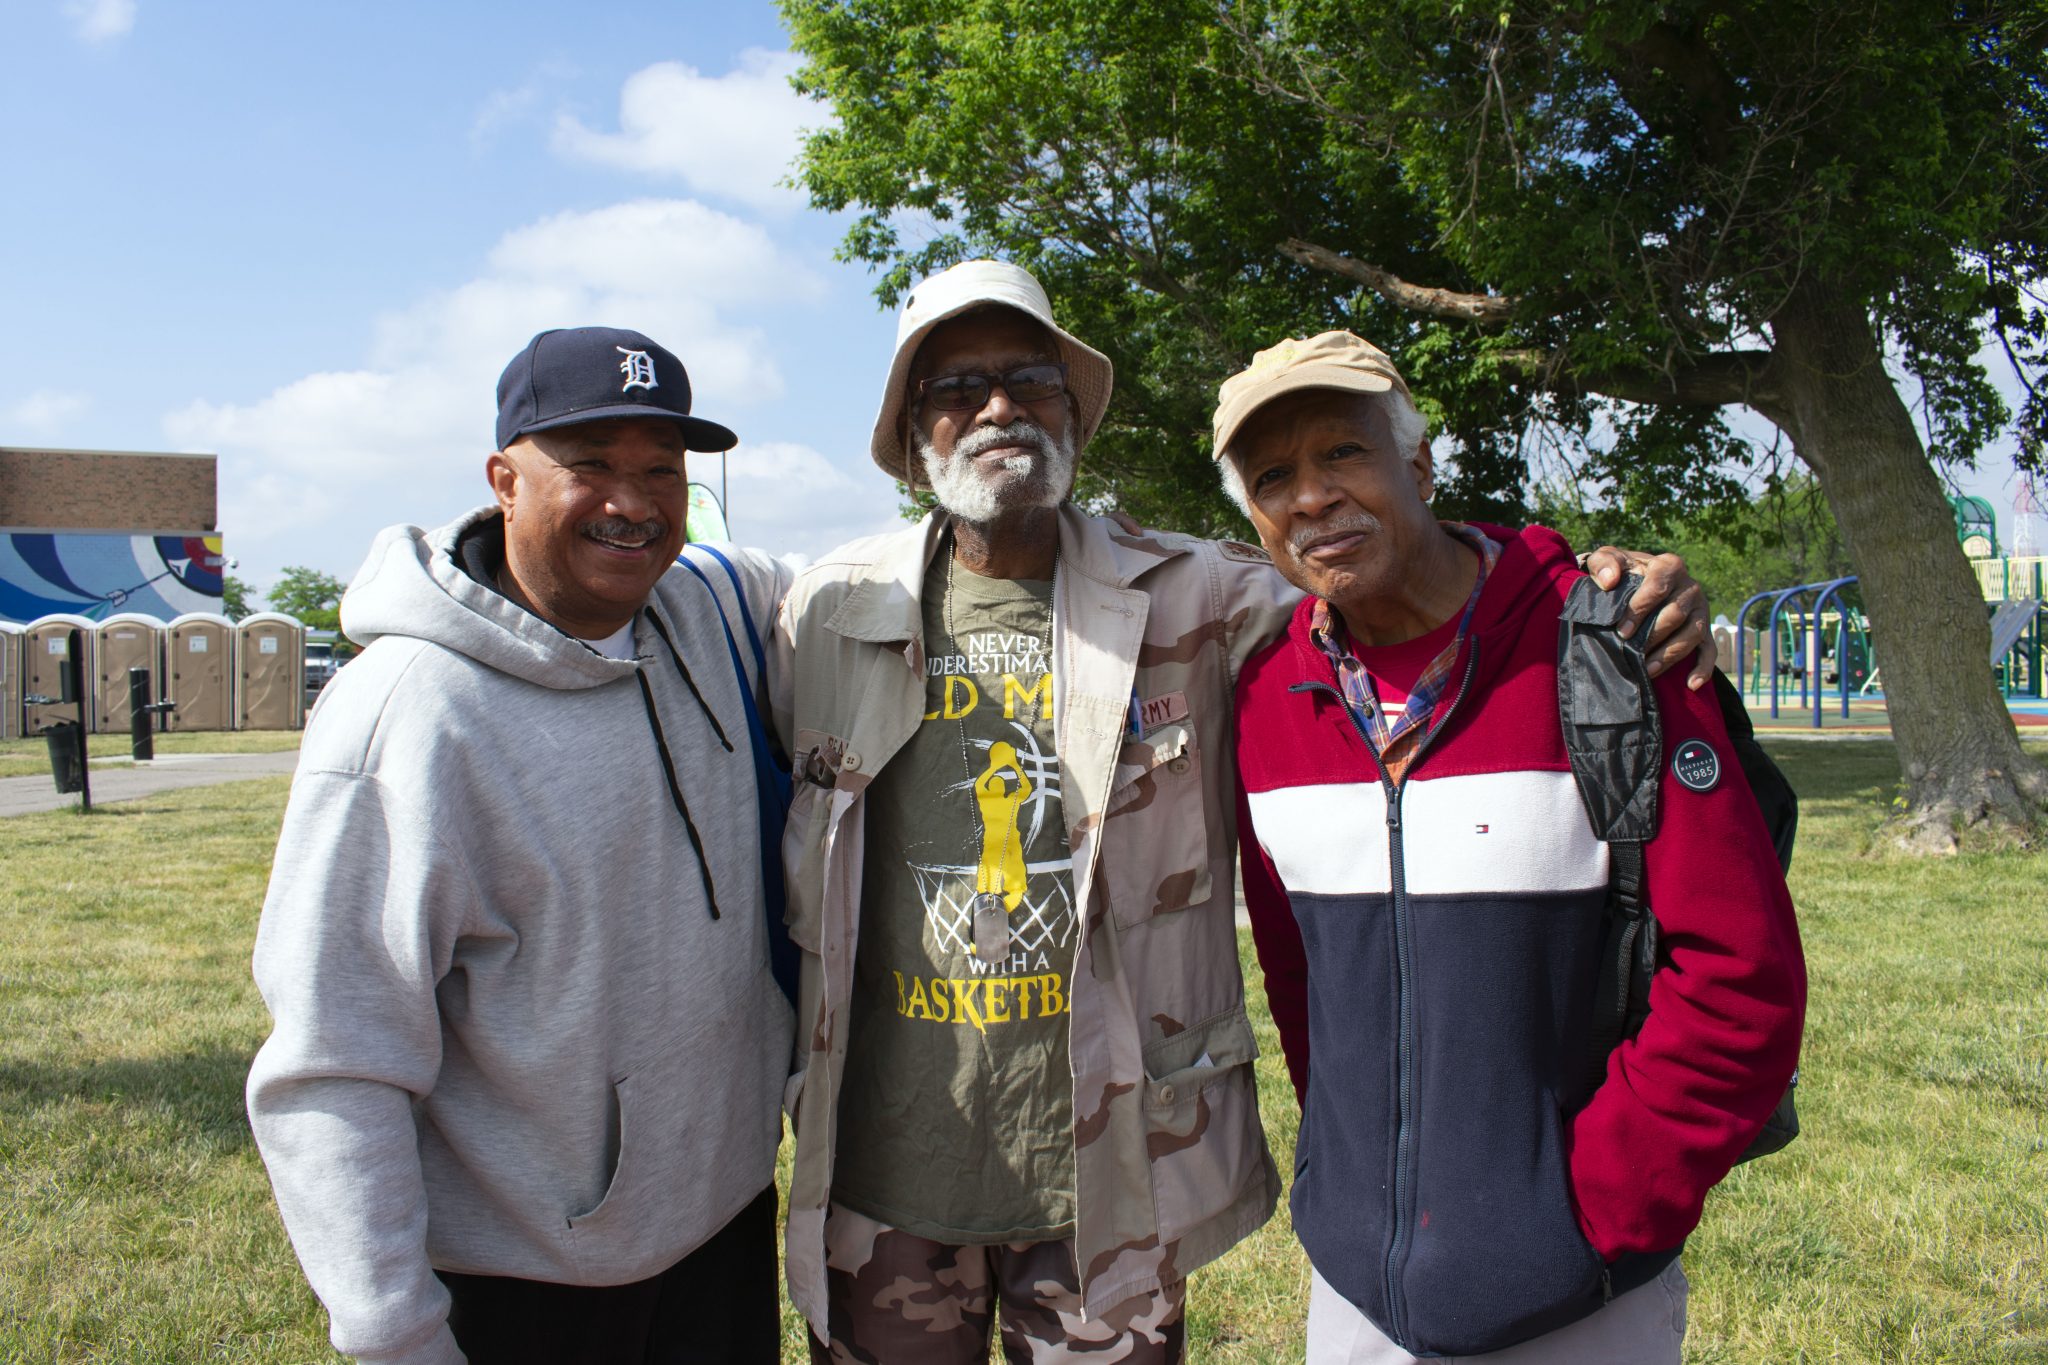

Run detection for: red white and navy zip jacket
[[1234, 523, 1804, 1356]]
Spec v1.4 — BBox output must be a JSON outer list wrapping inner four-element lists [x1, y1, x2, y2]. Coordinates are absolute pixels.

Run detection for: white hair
[[1217, 389, 1428, 520]]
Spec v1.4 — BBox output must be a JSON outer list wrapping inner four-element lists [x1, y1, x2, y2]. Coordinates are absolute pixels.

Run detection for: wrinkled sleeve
[[1212, 548, 1304, 682], [246, 769, 477, 1365], [1564, 672, 1806, 1260], [769, 581, 798, 757]]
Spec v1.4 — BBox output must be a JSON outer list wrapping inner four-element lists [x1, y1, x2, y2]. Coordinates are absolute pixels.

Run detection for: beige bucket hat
[[1211, 330, 1413, 464], [868, 259, 1114, 483]]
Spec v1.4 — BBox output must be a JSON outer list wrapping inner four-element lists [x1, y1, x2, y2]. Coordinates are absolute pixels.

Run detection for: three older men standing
[[247, 328, 792, 1364], [247, 272, 1710, 1364]]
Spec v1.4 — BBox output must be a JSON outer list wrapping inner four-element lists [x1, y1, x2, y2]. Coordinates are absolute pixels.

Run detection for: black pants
[[438, 1184, 780, 1364]]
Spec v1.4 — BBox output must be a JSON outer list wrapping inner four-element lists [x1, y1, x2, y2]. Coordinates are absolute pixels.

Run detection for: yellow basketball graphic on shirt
[[974, 741, 1034, 911]]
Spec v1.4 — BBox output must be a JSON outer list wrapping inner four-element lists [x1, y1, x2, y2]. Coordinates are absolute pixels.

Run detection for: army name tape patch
[[1671, 739, 1721, 793]]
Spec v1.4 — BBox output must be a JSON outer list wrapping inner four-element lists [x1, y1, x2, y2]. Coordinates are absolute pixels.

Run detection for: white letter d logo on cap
[[617, 347, 658, 393]]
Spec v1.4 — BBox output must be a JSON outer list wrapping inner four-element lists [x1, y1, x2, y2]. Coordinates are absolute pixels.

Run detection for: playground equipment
[[1954, 494, 2000, 559], [1735, 578, 1874, 728], [1988, 597, 2044, 698], [1969, 554, 2047, 698]]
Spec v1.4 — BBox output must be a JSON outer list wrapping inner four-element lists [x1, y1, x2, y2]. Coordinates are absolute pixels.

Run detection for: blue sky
[[1, 0, 908, 591], [3, 0, 2041, 598]]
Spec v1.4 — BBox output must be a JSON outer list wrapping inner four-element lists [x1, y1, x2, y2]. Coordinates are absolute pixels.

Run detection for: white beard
[[915, 420, 1077, 525]]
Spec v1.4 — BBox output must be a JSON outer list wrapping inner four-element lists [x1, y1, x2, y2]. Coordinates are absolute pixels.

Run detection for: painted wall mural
[[0, 532, 225, 623]]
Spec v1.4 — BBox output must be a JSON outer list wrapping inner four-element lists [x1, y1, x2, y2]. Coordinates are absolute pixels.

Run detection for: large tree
[[784, 0, 2048, 846]]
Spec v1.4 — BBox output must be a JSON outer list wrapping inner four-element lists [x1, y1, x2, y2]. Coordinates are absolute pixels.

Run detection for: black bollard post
[[129, 666, 155, 762], [66, 628, 90, 812]]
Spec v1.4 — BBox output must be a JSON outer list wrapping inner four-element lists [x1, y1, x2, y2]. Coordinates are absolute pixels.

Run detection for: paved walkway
[[0, 750, 300, 817]]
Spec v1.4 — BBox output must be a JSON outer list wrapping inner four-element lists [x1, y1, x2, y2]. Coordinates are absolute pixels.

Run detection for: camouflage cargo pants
[[811, 1203, 1187, 1364]]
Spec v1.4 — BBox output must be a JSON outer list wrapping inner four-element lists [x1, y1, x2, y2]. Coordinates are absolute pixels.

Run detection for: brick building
[[0, 446, 225, 623]]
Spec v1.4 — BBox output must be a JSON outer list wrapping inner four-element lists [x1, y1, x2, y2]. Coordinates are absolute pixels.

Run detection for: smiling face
[[1231, 388, 1447, 627], [486, 415, 690, 639], [908, 309, 1078, 524]]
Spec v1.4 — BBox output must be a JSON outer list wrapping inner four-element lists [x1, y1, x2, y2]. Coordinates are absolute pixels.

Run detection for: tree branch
[[1279, 241, 1787, 419], [1279, 238, 1520, 323], [1500, 346, 1787, 422]]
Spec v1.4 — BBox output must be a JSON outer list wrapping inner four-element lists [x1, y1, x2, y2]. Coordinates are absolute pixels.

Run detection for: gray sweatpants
[[1306, 1259, 1687, 1364]]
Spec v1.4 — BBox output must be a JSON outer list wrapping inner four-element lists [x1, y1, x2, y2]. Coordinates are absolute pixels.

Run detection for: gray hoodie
[[246, 508, 794, 1365]]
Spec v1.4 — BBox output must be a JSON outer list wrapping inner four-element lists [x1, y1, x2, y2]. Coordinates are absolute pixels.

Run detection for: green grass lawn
[[1, 742, 2043, 1362], [0, 729, 302, 780]]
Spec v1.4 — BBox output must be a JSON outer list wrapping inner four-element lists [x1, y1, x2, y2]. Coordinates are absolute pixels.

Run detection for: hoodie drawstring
[[634, 606, 729, 920], [643, 607, 733, 753]]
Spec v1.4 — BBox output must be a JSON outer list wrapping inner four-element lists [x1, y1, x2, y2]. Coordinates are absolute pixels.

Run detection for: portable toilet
[[166, 612, 235, 732], [0, 622, 22, 740], [237, 612, 305, 730], [94, 613, 167, 735], [24, 614, 98, 734]]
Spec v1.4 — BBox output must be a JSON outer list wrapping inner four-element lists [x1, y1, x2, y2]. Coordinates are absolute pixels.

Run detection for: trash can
[[44, 720, 84, 794]]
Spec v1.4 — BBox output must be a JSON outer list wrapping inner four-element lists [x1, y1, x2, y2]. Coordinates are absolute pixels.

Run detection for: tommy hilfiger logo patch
[[617, 347, 658, 392], [1672, 739, 1721, 793]]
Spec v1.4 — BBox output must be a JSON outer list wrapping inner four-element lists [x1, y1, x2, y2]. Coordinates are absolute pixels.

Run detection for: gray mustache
[[580, 517, 667, 542], [950, 423, 1055, 461], [1290, 515, 1379, 553]]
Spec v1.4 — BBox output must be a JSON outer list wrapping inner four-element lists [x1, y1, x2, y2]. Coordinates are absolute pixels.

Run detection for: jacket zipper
[[1291, 637, 1480, 1348]]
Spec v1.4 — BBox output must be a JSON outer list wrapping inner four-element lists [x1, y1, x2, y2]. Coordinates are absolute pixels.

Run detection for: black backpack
[[1556, 574, 1799, 1162]]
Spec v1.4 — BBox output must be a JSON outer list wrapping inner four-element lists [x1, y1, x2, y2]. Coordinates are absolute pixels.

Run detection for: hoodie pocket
[[1104, 722, 1214, 927], [564, 988, 780, 1279], [1141, 1006, 1266, 1244]]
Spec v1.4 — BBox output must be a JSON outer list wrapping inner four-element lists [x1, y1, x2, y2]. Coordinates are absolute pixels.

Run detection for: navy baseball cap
[[494, 326, 739, 452]]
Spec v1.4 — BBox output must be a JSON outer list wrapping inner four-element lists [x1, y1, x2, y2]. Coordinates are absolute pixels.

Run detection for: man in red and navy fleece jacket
[[1212, 332, 1805, 1363]]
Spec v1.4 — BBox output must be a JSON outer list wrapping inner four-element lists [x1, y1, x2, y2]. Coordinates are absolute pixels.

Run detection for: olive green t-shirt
[[833, 555, 1078, 1243]]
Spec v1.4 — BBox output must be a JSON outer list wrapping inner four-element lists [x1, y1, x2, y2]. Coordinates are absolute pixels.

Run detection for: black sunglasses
[[917, 363, 1069, 412]]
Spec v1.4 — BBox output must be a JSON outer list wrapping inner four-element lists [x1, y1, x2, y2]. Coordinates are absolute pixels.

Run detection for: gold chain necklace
[[943, 531, 1058, 966]]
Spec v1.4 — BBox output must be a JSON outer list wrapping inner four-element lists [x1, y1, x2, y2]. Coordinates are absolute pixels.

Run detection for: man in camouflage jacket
[[770, 260, 1709, 1363]]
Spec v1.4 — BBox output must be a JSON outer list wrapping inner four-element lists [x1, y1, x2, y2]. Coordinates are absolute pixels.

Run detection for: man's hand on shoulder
[[1580, 546, 1715, 690]]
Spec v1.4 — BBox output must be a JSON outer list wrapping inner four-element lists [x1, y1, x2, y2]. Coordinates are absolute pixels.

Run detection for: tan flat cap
[[1211, 330, 1413, 462]]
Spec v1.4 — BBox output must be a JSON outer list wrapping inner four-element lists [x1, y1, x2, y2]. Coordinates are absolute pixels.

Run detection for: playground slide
[[1987, 598, 2041, 663]]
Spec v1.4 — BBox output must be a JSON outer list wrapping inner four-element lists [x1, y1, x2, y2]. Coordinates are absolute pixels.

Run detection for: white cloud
[[165, 198, 827, 585], [3, 389, 89, 433], [62, 0, 134, 42], [553, 50, 821, 212]]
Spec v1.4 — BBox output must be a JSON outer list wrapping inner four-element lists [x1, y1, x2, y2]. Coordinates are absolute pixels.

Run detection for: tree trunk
[[1764, 282, 2048, 849]]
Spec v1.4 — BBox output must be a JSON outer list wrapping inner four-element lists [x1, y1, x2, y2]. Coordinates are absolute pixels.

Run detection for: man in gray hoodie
[[246, 327, 794, 1365]]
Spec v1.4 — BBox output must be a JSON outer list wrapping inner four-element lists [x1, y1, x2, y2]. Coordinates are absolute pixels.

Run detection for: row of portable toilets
[[0, 612, 306, 740]]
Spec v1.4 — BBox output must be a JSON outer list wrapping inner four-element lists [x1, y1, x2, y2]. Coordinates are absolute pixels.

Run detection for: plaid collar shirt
[[1309, 522, 1501, 785]]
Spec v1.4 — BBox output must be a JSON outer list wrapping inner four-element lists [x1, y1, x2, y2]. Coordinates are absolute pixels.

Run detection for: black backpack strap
[[1556, 575, 1662, 844], [1557, 574, 1662, 1103], [1558, 576, 1802, 1160]]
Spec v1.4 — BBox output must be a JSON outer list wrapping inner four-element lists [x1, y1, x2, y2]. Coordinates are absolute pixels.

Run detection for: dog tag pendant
[[972, 893, 1010, 965]]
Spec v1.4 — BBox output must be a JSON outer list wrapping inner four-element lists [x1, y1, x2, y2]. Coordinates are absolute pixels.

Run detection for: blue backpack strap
[[691, 544, 769, 680], [676, 551, 797, 1005]]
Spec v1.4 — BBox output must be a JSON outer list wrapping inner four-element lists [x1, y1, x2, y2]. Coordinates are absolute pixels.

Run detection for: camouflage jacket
[[769, 505, 1301, 1333]]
